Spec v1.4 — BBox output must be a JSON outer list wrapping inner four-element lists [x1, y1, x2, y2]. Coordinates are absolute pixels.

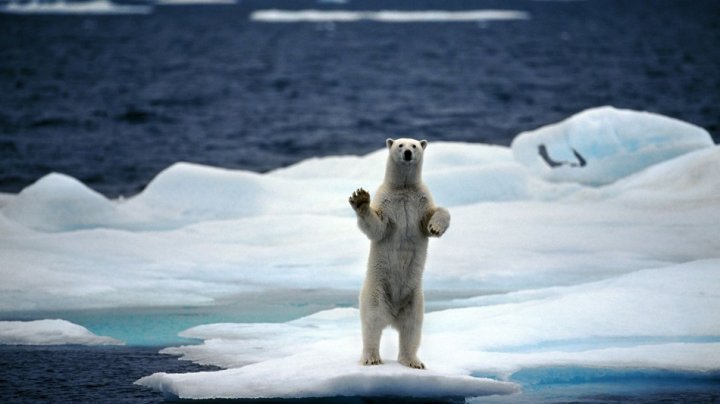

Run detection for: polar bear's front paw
[[399, 356, 425, 369], [427, 215, 449, 237], [349, 188, 370, 212], [361, 352, 383, 366]]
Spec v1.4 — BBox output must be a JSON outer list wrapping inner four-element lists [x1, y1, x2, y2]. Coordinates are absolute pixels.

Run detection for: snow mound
[[137, 260, 720, 399], [2, 173, 125, 232], [0, 319, 123, 346], [511, 106, 713, 185], [598, 146, 720, 203]]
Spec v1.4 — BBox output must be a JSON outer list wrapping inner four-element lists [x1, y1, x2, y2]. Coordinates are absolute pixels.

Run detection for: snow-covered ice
[[0, 319, 123, 346], [0, 106, 718, 399], [137, 260, 720, 399], [512, 106, 713, 185]]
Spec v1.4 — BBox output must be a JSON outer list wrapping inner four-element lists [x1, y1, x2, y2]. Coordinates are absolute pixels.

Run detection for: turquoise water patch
[[1, 289, 358, 346], [474, 367, 720, 403], [487, 336, 720, 353]]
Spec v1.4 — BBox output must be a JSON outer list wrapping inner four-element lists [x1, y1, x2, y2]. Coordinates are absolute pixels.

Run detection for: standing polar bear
[[348, 138, 450, 369]]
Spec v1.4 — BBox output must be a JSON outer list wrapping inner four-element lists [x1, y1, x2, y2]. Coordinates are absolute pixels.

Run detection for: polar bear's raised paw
[[349, 188, 370, 211], [427, 214, 449, 237]]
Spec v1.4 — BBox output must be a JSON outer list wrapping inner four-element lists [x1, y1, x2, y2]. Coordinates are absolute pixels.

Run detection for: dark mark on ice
[[538, 144, 587, 169]]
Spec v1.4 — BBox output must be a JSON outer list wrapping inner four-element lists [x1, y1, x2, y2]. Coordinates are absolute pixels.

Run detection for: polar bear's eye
[[412, 145, 417, 149], [399, 144, 404, 148]]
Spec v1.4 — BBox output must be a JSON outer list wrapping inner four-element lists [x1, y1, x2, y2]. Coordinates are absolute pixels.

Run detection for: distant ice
[[155, 0, 235, 5], [0, 0, 151, 15], [512, 106, 713, 185], [0, 319, 123, 346], [250, 10, 531, 23]]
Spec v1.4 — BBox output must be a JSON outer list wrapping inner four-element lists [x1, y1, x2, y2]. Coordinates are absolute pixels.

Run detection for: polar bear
[[348, 138, 450, 369]]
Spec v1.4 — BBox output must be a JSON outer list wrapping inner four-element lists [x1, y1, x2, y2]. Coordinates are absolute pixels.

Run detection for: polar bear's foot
[[361, 352, 383, 366], [399, 356, 426, 369]]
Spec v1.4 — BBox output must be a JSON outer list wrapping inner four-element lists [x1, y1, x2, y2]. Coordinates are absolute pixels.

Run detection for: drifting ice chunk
[[0, 0, 151, 15], [0, 319, 123, 346], [511, 106, 713, 185]]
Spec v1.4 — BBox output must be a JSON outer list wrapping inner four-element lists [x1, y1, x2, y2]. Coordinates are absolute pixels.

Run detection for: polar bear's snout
[[403, 149, 413, 161]]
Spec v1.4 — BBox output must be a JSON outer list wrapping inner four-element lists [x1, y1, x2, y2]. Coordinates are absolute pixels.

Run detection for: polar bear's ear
[[386, 138, 395, 149], [420, 140, 428, 150]]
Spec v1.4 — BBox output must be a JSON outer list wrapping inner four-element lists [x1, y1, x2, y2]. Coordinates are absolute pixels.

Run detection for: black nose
[[403, 150, 412, 161]]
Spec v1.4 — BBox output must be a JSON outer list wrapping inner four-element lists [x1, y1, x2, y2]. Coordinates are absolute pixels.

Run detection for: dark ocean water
[[1, 0, 719, 197], [0, 345, 219, 403]]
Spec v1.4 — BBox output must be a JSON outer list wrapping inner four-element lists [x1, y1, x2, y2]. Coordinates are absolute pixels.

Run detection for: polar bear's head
[[386, 138, 428, 165]]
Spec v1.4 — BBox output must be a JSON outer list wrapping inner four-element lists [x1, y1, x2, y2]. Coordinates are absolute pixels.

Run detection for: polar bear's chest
[[380, 192, 428, 239]]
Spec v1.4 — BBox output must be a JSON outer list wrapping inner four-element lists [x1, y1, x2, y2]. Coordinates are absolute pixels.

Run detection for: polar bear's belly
[[374, 198, 429, 300]]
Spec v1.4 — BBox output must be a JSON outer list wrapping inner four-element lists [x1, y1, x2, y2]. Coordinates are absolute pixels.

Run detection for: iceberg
[[511, 106, 713, 186], [0, 319, 123, 346]]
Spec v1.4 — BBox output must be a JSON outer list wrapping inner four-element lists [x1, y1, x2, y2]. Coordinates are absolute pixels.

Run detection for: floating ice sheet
[[137, 260, 720, 399], [0, 0, 151, 15], [0, 319, 123, 346], [156, 0, 234, 5], [250, 10, 531, 23]]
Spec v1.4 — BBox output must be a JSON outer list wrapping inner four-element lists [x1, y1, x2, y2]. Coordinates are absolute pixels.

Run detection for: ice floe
[[0, 0, 151, 15], [250, 10, 531, 23], [0, 319, 123, 346], [137, 259, 720, 399]]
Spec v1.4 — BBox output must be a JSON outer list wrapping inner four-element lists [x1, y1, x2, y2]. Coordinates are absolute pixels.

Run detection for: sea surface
[[1, 0, 719, 197], [1, 0, 720, 402]]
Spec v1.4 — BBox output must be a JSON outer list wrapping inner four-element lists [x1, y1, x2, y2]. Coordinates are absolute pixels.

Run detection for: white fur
[[348, 138, 450, 369]]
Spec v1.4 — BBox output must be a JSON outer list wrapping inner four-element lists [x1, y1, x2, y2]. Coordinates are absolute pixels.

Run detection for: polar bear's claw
[[362, 354, 383, 366], [349, 188, 370, 211], [399, 357, 426, 369], [427, 219, 448, 237]]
